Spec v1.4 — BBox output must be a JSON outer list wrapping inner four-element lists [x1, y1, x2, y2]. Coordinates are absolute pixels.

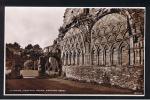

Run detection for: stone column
[[82, 53, 84, 65], [110, 50, 113, 66], [137, 49, 140, 65], [99, 51, 103, 65], [84, 53, 90, 66], [97, 53, 99, 66], [66, 54, 68, 66], [74, 52, 77, 65], [69, 52, 71, 65], [130, 36, 134, 66], [118, 49, 121, 65], [141, 48, 144, 65], [73, 52, 76, 65], [84, 54, 87, 66], [63, 54, 66, 65], [71, 52, 74, 65], [78, 52, 80, 66], [80, 53, 82, 65], [94, 53, 98, 65]]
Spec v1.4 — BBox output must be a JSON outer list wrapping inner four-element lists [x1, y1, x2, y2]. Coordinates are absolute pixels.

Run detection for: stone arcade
[[59, 8, 144, 91]]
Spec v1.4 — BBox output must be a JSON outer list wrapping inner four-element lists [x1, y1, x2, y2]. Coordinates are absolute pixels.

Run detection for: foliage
[[6, 42, 43, 70], [25, 44, 33, 50]]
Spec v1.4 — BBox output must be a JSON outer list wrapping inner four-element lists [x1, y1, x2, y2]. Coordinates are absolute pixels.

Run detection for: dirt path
[[6, 78, 134, 94]]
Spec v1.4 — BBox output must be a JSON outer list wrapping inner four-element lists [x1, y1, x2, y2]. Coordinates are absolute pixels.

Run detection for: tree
[[23, 44, 43, 61], [13, 42, 20, 49], [25, 44, 33, 50], [6, 42, 21, 50], [33, 44, 42, 51]]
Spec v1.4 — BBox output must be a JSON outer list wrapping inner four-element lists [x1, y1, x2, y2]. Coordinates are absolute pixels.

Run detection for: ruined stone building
[[43, 45, 59, 73], [58, 8, 144, 91]]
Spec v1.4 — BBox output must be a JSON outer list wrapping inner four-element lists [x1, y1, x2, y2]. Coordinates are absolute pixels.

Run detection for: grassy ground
[[20, 70, 38, 77], [6, 78, 135, 94]]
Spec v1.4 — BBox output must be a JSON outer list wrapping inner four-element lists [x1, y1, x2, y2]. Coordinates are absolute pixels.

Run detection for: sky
[[5, 7, 66, 48]]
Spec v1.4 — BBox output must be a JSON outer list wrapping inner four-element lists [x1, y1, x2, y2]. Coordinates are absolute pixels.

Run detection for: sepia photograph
[[4, 7, 145, 96]]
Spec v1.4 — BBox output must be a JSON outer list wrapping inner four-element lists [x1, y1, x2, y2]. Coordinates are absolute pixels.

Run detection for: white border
[[4, 7, 145, 96]]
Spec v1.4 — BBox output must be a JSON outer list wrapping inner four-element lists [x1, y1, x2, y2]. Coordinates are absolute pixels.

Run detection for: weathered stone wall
[[63, 65, 143, 90], [63, 8, 84, 27]]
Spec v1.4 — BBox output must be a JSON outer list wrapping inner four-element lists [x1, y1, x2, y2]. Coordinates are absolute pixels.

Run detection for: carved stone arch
[[72, 36, 76, 42], [119, 41, 130, 66], [78, 34, 83, 42], [110, 42, 119, 51], [80, 42, 83, 50], [119, 22, 127, 33], [116, 33, 124, 41], [76, 43, 80, 49], [112, 32, 118, 39], [108, 34, 116, 42], [67, 37, 70, 44], [75, 32, 85, 50], [102, 26, 107, 35], [93, 36, 102, 45], [101, 36, 107, 44], [78, 28, 89, 47], [105, 24, 114, 34], [105, 34, 110, 41], [92, 13, 127, 36], [74, 34, 78, 42], [66, 38, 69, 44], [70, 43, 74, 49], [123, 31, 130, 39], [63, 39, 66, 46], [75, 34, 80, 42], [76, 34, 80, 41], [91, 28, 98, 38], [112, 24, 120, 33], [69, 37, 73, 44], [91, 13, 128, 58], [67, 44, 71, 50], [116, 21, 123, 32]]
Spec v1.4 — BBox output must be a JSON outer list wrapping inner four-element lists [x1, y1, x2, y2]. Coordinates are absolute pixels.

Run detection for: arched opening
[[140, 48, 144, 65], [92, 47, 97, 65], [81, 51, 84, 65], [121, 45, 129, 66], [66, 52, 68, 66], [84, 42, 90, 65], [99, 49, 104, 65], [105, 47, 110, 66], [97, 49, 100, 65], [62, 53, 65, 65], [77, 50, 80, 65], [112, 47, 118, 65], [73, 51, 76, 65], [68, 51, 72, 65]]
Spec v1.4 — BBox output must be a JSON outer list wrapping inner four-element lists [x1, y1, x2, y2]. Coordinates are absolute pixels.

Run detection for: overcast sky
[[5, 7, 66, 48]]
